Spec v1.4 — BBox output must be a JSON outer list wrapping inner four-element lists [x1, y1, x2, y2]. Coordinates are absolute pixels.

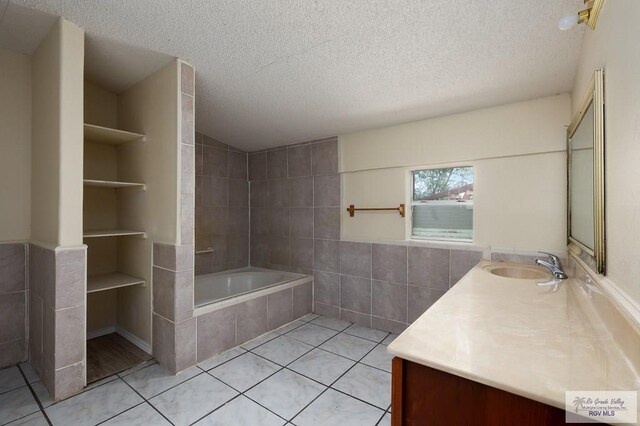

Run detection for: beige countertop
[[388, 259, 640, 413]]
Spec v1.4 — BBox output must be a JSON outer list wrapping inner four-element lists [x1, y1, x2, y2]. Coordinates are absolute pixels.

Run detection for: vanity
[[387, 259, 640, 425]]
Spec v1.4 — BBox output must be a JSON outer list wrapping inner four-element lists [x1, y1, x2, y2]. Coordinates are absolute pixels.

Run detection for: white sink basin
[[483, 264, 551, 280]]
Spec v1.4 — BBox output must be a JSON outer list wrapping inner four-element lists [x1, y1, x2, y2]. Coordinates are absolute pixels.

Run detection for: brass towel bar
[[346, 204, 405, 218]]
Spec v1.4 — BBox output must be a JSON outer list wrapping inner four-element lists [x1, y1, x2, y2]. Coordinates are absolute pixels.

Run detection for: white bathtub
[[194, 267, 308, 308]]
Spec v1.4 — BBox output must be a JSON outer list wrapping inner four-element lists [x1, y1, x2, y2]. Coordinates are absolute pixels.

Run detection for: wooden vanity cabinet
[[391, 357, 578, 426]]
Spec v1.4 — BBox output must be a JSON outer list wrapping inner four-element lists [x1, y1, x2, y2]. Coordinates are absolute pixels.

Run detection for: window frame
[[407, 165, 475, 243]]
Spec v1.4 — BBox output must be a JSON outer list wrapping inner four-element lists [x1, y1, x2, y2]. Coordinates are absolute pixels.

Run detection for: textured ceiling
[[6, 0, 584, 151]]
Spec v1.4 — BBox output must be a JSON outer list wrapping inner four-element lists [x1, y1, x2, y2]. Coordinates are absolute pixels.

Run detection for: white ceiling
[[5, 0, 584, 151]]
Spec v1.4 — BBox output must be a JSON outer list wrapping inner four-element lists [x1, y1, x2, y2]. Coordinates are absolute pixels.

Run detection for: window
[[411, 166, 474, 241]]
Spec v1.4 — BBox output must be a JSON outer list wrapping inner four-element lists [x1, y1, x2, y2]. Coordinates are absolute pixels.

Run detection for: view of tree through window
[[412, 167, 474, 241]]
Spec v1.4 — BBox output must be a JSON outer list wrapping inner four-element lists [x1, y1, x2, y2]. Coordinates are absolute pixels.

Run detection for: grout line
[[16, 366, 53, 426], [118, 378, 175, 426]]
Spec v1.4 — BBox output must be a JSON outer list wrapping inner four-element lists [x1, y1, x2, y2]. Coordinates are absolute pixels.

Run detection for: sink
[[483, 265, 550, 280]]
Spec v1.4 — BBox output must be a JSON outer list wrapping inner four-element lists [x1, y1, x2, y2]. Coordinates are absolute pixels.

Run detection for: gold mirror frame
[[567, 69, 605, 274]]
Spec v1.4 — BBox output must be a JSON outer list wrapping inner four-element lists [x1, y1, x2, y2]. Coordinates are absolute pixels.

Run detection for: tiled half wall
[[0, 243, 28, 368], [29, 243, 87, 400]]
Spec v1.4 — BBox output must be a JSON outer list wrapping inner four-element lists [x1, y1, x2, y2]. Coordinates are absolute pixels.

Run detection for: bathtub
[[193, 267, 313, 364], [195, 267, 310, 309]]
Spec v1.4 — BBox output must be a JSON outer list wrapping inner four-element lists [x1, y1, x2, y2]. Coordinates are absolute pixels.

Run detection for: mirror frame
[[567, 69, 606, 274]]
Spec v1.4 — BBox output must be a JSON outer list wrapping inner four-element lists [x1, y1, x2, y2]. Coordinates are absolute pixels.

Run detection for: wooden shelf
[[83, 229, 147, 239], [87, 272, 146, 293], [84, 123, 145, 145], [84, 179, 146, 189]]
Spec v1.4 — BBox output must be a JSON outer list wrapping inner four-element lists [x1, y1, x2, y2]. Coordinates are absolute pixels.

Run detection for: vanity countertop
[[387, 259, 640, 413]]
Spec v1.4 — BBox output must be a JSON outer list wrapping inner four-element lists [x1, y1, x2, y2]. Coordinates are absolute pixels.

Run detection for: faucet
[[534, 251, 568, 280]]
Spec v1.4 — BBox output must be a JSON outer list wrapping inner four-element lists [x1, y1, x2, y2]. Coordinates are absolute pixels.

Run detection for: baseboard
[[116, 326, 152, 354], [86, 326, 116, 340]]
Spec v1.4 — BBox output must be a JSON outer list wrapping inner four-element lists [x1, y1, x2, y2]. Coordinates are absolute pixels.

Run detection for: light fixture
[[559, 0, 605, 30]]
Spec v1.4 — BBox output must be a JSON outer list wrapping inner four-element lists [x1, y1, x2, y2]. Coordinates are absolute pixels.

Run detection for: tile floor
[[0, 314, 397, 426]]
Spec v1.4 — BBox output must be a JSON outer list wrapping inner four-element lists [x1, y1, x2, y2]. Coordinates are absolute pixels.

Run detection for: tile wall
[[0, 243, 28, 368], [248, 137, 340, 273], [247, 136, 486, 334], [29, 243, 86, 400], [194, 132, 249, 275]]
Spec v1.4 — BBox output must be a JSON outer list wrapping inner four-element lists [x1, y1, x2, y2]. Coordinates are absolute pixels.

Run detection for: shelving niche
[[83, 80, 152, 383]]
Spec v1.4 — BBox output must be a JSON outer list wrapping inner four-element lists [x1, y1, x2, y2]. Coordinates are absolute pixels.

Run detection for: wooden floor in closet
[[86, 333, 152, 384]]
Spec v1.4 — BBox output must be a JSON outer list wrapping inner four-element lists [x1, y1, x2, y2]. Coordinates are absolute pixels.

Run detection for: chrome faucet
[[534, 251, 568, 280]]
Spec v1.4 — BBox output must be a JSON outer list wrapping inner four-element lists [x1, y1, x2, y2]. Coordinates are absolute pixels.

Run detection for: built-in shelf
[[83, 179, 146, 190], [84, 123, 145, 145], [87, 272, 146, 293], [83, 229, 147, 239]]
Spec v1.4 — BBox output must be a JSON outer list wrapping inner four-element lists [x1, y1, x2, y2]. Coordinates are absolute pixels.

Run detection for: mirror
[[568, 69, 605, 274]]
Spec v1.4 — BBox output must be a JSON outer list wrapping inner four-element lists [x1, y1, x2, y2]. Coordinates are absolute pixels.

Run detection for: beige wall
[[0, 48, 31, 242], [340, 94, 570, 251], [31, 18, 84, 247], [116, 60, 181, 345], [572, 0, 640, 303]]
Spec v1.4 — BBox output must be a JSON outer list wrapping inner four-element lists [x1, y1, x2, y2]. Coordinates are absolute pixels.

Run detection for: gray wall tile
[[269, 208, 289, 237], [237, 296, 268, 343], [54, 248, 85, 310], [408, 247, 450, 290], [250, 208, 269, 236], [249, 152, 267, 181], [313, 239, 340, 273], [371, 280, 407, 323], [314, 207, 340, 240], [313, 271, 340, 306], [340, 310, 371, 328], [203, 146, 228, 178], [250, 181, 269, 207], [0, 340, 26, 368], [291, 238, 313, 269], [0, 292, 25, 343], [267, 149, 288, 179], [290, 208, 313, 238], [228, 208, 249, 236], [181, 62, 194, 96], [202, 134, 228, 150], [311, 139, 338, 176], [450, 250, 483, 286], [0, 243, 26, 294], [313, 175, 340, 207], [408, 286, 446, 323], [340, 275, 371, 314], [181, 144, 195, 194], [293, 282, 313, 318], [371, 316, 407, 335], [314, 302, 340, 318], [197, 306, 237, 362], [267, 288, 293, 329], [287, 145, 311, 177], [371, 244, 407, 284], [269, 237, 289, 266], [53, 305, 84, 369], [174, 318, 197, 372], [203, 176, 228, 207], [340, 242, 371, 278], [268, 179, 289, 208], [153, 314, 176, 373], [228, 151, 248, 180], [289, 177, 314, 207], [229, 180, 249, 207], [181, 94, 194, 146]]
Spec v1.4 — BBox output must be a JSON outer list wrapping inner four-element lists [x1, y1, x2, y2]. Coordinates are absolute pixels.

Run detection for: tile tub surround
[[0, 242, 28, 368], [194, 278, 313, 363], [248, 137, 340, 274], [27, 243, 87, 401], [4, 314, 393, 425], [152, 243, 196, 374], [194, 131, 250, 275], [387, 259, 640, 418]]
